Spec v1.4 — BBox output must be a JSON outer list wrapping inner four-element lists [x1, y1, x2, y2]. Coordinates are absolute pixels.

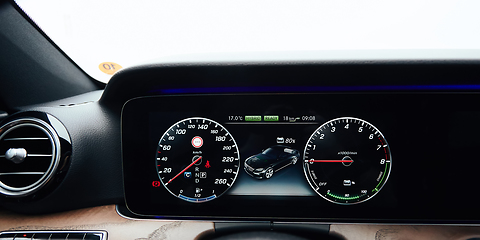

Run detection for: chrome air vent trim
[[0, 118, 61, 197]]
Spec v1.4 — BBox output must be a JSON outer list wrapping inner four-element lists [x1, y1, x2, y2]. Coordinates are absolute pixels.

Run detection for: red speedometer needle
[[309, 160, 353, 163], [166, 156, 202, 185]]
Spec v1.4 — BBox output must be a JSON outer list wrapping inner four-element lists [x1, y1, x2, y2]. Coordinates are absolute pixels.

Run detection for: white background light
[[16, 0, 480, 82]]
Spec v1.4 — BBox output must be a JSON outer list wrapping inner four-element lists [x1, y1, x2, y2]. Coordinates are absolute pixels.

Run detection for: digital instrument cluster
[[154, 116, 391, 205], [121, 93, 480, 222]]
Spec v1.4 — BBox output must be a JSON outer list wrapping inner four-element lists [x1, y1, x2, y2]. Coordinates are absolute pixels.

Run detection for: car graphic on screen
[[244, 145, 300, 179]]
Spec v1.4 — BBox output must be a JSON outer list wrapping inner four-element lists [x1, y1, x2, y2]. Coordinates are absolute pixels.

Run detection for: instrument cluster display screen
[[122, 93, 480, 222]]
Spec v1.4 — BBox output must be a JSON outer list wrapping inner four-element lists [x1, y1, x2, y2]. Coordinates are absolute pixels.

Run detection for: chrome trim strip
[[274, 162, 292, 172], [0, 230, 107, 240]]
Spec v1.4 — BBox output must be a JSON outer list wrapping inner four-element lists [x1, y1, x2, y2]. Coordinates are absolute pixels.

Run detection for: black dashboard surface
[[2, 62, 480, 225]]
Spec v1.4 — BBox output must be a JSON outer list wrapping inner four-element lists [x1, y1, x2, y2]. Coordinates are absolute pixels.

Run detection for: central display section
[[122, 93, 480, 222]]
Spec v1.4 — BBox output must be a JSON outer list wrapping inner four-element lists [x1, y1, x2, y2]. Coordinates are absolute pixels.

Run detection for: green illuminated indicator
[[245, 116, 262, 121], [264, 115, 279, 121], [327, 192, 361, 200], [374, 162, 390, 190]]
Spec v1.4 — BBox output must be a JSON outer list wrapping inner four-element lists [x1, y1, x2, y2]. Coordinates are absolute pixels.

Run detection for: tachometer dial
[[304, 117, 391, 205], [156, 117, 240, 203]]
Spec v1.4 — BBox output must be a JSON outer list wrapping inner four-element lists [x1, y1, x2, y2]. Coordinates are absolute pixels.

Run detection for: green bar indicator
[[245, 116, 262, 121], [264, 115, 279, 121]]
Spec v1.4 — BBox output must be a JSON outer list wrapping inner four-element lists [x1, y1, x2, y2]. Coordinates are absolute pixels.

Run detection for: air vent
[[0, 118, 61, 197]]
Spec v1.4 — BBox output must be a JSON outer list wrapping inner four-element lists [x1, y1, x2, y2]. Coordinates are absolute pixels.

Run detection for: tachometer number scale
[[156, 117, 240, 203]]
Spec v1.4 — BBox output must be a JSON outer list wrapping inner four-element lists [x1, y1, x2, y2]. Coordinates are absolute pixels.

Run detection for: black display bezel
[[122, 93, 480, 223]]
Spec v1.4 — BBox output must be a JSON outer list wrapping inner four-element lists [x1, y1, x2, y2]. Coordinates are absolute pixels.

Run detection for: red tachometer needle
[[308, 160, 353, 163], [166, 156, 202, 185]]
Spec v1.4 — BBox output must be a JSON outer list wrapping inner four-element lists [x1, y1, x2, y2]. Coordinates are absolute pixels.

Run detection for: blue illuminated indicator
[[178, 194, 216, 202], [152, 85, 480, 95]]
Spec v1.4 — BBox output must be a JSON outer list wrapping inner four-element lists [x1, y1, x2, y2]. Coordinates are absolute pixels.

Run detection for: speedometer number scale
[[156, 117, 240, 203], [304, 117, 392, 204]]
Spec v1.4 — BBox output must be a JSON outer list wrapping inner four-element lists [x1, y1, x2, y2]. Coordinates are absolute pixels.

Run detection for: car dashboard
[[2, 1, 480, 238], [1, 61, 480, 239]]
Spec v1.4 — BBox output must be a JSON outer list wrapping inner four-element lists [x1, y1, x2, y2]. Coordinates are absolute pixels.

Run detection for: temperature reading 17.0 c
[[228, 116, 243, 121]]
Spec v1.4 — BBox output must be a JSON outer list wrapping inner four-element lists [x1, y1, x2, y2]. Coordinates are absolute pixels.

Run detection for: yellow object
[[99, 62, 122, 75]]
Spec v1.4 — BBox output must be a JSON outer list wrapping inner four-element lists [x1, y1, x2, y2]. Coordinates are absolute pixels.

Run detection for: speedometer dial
[[304, 117, 392, 205], [156, 117, 240, 203]]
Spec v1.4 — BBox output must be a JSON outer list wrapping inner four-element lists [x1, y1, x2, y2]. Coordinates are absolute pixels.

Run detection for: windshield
[[15, 0, 480, 83], [262, 148, 280, 158]]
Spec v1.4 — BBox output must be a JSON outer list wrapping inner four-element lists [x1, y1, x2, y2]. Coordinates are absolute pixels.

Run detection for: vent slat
[[0, 154, 53, 158], [27, 154, 53, 157], [3, 137, 49, 141], [0, 172, 45, 176]]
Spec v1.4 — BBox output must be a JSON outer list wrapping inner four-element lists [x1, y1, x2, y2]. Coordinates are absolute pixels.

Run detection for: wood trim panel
[[331, 224, 480, 240], [2, 205, 480, 240]]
